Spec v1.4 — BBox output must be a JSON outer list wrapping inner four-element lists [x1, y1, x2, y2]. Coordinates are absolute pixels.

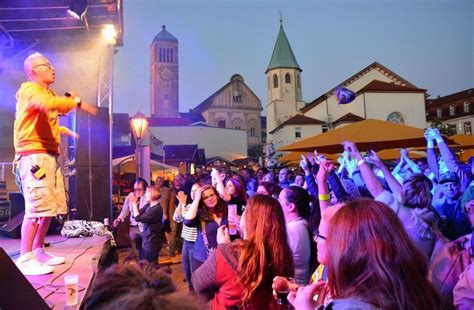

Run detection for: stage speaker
[[8, 191, 25, 218], [0, 212, 23, 239], [0, 248, 50, 310], [74, 107, 110, 167], [67, 107, 112, 222]]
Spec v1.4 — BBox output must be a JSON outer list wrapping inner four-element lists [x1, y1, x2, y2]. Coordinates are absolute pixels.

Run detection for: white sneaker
[[33, 248, 65, 266], [16, 252, 54, 276]]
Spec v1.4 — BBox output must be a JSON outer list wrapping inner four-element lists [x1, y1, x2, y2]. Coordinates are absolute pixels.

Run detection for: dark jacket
[[134, 202, 165, 248]]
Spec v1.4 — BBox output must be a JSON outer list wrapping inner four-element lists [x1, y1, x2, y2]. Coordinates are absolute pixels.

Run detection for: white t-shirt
[[286, 217, 311, 284]]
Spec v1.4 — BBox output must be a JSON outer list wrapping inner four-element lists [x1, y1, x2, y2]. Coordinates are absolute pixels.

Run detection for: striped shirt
[[173, 203, 197, 242]]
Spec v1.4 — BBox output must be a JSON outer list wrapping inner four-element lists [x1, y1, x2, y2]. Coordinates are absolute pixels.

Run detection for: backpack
[[428, 232, 472, 309]]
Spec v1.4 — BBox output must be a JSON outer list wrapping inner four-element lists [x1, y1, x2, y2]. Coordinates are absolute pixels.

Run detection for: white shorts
[[18, 153, 67, 218]]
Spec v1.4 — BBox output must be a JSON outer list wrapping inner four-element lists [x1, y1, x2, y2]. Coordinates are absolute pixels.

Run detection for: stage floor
[[1, 234, 108, 309]]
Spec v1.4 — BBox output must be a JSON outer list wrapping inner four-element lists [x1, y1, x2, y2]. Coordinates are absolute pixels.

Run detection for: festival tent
[[112, 155, 178, 174], [278, 119, 456, 153]]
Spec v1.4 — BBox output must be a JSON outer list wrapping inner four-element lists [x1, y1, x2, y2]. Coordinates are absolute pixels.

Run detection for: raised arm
[[367, 150, 402, 198], [316, 160, 334, 211], [184, 187, 203, 221], [212, 169, 231, 202], [343, 141, 384, 198], [300, 154, 318, 199]]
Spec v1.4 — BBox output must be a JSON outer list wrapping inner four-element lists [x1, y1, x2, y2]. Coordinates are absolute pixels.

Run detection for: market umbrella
[[278, 152, 339, 165], [112, 155, 178, 173], [377, 149, 426, 161], [277, 119, 456, 153]]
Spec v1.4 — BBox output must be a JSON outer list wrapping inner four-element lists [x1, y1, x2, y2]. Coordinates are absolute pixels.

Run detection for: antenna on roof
[[279, 9, 283, 25]]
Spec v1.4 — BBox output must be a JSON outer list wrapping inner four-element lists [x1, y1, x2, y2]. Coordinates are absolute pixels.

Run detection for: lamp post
[[130, 112, 149, 180]]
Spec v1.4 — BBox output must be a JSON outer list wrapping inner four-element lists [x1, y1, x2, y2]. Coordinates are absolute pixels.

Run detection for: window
[[232, 118, 242, 130], [387, 112, 405, 124], [159, 48, 162, 62], [249, 127, 255, 137], [232, 91, 241, 103], [273, 74, 278, 88], [295, 127, 301, 138], [297, 74, 301, 89], [464, 101, 471, 113], [464, 121, 472, 135], [217, 120, 226, 128], [437, 108, 442, 118], [449, 105, 456, 116], [285, 73, 291, 84]]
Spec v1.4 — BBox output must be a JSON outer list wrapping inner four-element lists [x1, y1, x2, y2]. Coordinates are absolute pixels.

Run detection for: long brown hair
[[326, 198, 440, 310], [228, 176, 247, 202], [198, 185, 227, 222], [233, 195, 294, 306]]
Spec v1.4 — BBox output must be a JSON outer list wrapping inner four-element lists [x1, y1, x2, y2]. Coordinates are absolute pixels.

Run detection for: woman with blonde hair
[[290, 198, 440, 310], [192, 195, 294, 309]]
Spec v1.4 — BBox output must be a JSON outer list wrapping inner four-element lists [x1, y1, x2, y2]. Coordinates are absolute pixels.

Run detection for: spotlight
[[102, 24, 118, 45], [67, 0, 88, 20]]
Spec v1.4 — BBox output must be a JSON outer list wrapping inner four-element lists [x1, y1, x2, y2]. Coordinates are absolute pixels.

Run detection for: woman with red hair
[[289, 198, 440, 310], [192, 195, 294, 309]]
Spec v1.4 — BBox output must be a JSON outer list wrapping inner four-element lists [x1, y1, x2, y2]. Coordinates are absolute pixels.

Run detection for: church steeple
[[266, 22, 301, 73], [265, 20, 304, 140], [150, 25, 179, 118]]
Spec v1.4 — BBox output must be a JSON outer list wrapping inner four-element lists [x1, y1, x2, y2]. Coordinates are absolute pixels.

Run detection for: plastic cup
[[64, 274, 79, 306], [228, 204, 237, 235]]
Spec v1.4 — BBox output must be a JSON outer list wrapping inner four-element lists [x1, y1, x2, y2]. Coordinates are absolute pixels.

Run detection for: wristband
[[427, 140, 434, 149], [357, 159, 366, 167], [318, 193, 330, 201], [435, 137, 444, 144]]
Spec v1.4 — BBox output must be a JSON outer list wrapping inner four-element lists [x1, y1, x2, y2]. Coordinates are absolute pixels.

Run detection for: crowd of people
[[97, 127, 474, 309], [13, 52, 473, 310]]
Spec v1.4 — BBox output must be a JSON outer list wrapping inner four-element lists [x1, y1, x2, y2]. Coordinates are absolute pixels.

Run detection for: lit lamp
[[130, 112, 149, 179]]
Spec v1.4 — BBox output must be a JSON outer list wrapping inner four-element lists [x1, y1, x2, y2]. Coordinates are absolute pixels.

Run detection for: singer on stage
[[14, 53, 97, 275]]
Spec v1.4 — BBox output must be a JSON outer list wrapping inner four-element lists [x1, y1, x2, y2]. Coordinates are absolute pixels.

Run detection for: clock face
[[159, 68, 173, 81]]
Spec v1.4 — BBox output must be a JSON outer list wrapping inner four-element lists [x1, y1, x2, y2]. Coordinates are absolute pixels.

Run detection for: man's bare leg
[[20, 217, 39, 255], [32, 216, 51, 250]]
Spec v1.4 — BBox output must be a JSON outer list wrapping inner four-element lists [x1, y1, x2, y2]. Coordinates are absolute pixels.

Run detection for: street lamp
[[130, 111, 149, 179]]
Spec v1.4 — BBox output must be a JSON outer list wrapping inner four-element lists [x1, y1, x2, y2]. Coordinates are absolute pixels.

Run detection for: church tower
[[266, 20, 304, 140], [150, 25, 179, 118]]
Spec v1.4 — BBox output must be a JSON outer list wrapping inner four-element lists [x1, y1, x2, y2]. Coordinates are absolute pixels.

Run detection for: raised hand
[[80, 101, 98, 115], [216, 225, 230, 244], [366, 150, 383, 168], [342, 141, 361, 160], [127, 192, 137, 204], [300, 155, 310, 173], [194, 187, 204, 201], [176, 191, 187, 205], [316, 159, 334, 181]]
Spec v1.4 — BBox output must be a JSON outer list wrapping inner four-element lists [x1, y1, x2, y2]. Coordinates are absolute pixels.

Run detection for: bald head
[[23, 53, 55, 86]]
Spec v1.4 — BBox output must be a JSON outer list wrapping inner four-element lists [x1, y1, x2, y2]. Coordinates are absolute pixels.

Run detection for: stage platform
[[1, 234, 110, 309]]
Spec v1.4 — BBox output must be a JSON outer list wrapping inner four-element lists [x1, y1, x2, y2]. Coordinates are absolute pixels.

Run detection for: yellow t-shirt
[[14, 82, 77, 155]]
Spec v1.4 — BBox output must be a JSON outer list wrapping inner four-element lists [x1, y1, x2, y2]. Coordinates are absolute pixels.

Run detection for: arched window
[[387, 112, 405, 124], [285, 73, 291, 84], [232, 118, 242, 130], [297, 74, 301, 88], [273, 74, 278, 88]]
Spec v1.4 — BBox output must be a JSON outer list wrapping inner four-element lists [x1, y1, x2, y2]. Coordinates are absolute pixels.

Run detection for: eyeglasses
[[313, 234, 327, 242], [34, 63, 54, 70], [134, 188, 144, 192]]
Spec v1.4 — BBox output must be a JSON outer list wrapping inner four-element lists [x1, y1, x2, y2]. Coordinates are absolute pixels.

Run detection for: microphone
[[64, 92, 72, 97]]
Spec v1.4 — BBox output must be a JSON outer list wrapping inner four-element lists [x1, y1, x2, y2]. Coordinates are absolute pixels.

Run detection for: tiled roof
[[332, 113, 365, 127], [301, 62, 418, 113], [266, 23, 301, 73], [269, 114, 324, 134], [357, 80, 426, 94], [426, 88, 474, 106]]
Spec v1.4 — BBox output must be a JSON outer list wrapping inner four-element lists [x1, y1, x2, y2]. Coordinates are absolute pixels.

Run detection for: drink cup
[[228, 204, 237, 235], [274, 277, 295, 305], [64, 274, 79, 306]]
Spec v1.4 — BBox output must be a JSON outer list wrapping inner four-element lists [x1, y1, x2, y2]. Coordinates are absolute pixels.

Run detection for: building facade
[[150, 25, 180, 118], [191, 74, 263, 156], [265, 22, 428, 149], [426, 88, 474, 135]]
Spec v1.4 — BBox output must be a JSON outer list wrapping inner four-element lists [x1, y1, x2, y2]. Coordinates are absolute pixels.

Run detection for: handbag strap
[[201, 221, 210, 248]]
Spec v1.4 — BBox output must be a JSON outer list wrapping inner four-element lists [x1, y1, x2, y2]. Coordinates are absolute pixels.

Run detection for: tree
[[431, 119, 457, 136]]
